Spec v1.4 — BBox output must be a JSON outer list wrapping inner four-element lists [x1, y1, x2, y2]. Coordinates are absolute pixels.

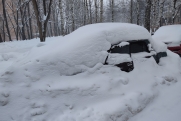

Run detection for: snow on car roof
[[64, 23, 166, 53], [152, 25, 181, 44], [65, 23, 151, 44]]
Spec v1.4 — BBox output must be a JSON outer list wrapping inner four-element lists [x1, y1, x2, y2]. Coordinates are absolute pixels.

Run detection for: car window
[[109, 45, 130, 54], [130, 41, 149, 53], [109, 40, 149, 54]]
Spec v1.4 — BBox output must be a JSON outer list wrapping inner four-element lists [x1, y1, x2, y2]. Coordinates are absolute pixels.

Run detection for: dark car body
[[105, 39, 167, 72]]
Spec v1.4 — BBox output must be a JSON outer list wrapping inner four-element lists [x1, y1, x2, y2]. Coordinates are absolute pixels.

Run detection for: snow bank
[[128, 50, 181, 121], [153, 25, 181, 46], [0, 34, 181, 121], [4, 23, 167, 77]]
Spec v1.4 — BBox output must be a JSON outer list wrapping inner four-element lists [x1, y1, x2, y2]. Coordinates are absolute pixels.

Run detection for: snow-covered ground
[[0, 25, 181, 121]]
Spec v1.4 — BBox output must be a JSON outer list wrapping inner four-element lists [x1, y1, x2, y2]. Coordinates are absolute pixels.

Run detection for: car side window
[[108, 40, 150, 54], [109, 45, 130, 54], [129, 41, 149, 53]]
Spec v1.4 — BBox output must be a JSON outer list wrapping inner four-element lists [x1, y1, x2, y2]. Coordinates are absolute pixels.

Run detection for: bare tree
[[94, 0, 98, 23], [2, 0, 12, 41], [136, 0, 140, 25], [0, 33, 2, 43], [70, 0, 75, 32], [109, 0, 115, 22], [31, 0, 53, 42], [100, 0, 103, 22], [144, 0, 152, 31], [171, 0, 181, 24], [130, 0, 133, 23], [59, 0, 65, 35], [158, 0, 166, 26], [89, 0, 93, 24]]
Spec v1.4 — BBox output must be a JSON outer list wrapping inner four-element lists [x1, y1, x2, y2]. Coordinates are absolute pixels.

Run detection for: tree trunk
[[100, 0, 103, 22], [144, 0, 152, 31], [130, 0, 133, 23], [0, 33, 3, 43], [85, 0, 89, 24], [2, 20, 5, 42], [2, 0, 12, 41], [94, 0, 98, 23], [28, 3, 33, 39], [59, 0, 65, 35], [32, 0, 53, 42], [89, 0, 93, 24], [159, 0, 165, 27], [136, 0, 140, 25], [71, 0, 75, 32], [9, 1, 18, 40], [110, 0, 114, 22]]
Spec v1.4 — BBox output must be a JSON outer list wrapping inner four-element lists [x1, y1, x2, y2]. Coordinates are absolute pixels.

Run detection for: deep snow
[[0, 23, 181, 121], [0, 36, 181, 121], [7, 23, 167, 77]]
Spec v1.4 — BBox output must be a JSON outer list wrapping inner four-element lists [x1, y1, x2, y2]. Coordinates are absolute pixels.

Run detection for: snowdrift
[[0, 24, 181, 121], [3, 23, 167, 77]]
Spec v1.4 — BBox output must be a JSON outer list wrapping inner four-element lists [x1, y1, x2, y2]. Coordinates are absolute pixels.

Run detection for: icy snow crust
[[0, 25, 180, 121], [153, 25, 181, 46]]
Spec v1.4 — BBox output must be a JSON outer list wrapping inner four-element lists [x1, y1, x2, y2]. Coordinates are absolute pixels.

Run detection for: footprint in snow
[[0, 92, 9, 106], [30, 102, 47, 116]]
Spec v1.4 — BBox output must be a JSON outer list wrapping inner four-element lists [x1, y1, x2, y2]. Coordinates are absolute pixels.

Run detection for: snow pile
[[149, 37, 167, 52], [153, 25, 181, 46], [0, 37, 62, 75], [5, 23, 167, 77], [0, 36, 181, 121]]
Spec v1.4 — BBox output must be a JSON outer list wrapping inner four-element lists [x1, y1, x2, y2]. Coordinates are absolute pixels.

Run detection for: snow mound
[[153, 25, 181, 45], [3, 23, 167, 77], [0, 36, 181, 121]]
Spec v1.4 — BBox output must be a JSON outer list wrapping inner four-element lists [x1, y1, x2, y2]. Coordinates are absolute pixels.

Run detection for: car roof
[[152, 25, 181, 44], [65, 23, 151, 44], [64, 23, 166, 53]]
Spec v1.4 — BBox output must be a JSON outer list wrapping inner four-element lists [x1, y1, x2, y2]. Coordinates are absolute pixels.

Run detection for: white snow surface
[[0, 27, 181, 121], [153, 25, 181, 46], [118, 42, 130, 47], [107, 53, 132, 65], [65, 23, 166, 53]]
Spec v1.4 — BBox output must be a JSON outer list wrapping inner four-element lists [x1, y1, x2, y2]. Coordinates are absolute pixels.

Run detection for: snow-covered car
[[10, 23, 167, 76], [152, 25, 181, 56], [60, 23, 167, 72]]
